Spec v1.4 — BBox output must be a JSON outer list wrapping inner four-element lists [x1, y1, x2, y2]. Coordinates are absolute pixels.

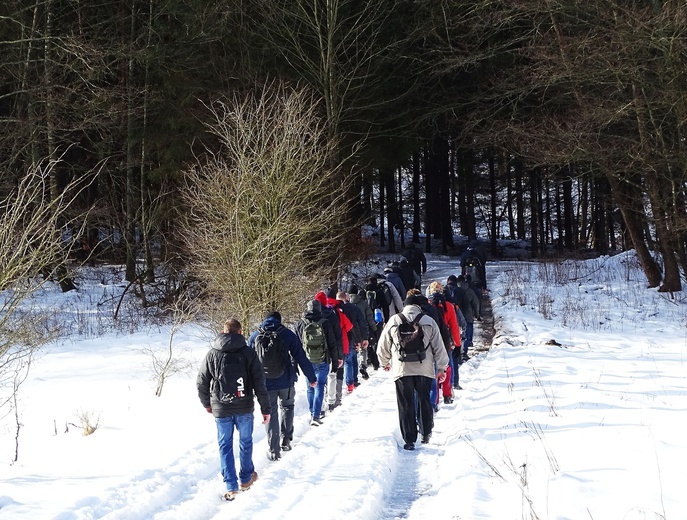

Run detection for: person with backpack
[[427, 282, 462, 405], [247, 311, 317, 461], [377, 295, 449, 451], [316, 290, 352, 412], [456, 275, 481, 360], [460, 243, 487, 297], [398, 258, 420, 292], [337, 290, 368, 392], [375, 273, 404, 319], [294, 301, 341, 427], [401, 242, 427, 281], [197, 318, 270, 501], [348, 283, 377, 379], [384, 265, 407, 300]]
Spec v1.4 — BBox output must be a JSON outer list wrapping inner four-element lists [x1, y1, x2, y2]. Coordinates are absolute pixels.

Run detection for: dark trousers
[[264, 386, 295, 455], [394, 375, 433, 444]]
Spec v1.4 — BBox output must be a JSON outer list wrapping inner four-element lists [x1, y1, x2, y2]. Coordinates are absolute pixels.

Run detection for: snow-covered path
[[3, 255, 686, 520]]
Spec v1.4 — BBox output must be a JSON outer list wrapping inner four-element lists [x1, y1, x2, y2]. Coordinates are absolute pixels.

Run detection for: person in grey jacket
[[197, 318, 270, 500], [377, 296, 449, 451]]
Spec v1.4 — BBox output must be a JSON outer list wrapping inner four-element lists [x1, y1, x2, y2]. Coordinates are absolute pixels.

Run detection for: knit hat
[[404, 294, 425, 308], [307, 300, 322, 313], [265, 311, 282, 322], [348, 284, 359, 295], [325, 287, 337, 299]]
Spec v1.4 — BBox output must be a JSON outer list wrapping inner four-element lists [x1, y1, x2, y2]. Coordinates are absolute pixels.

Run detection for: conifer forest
[[2, 1, 686, 296]]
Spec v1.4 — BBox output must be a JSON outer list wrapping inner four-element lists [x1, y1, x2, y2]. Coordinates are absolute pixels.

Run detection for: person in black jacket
[[197, 318, 270, 501], [294, 301, 342, 423], [248, 311, 317, 461]]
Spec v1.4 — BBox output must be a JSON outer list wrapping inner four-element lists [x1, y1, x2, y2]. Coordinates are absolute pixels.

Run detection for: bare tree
[[0, 161, 90, 460], [181, 83, 354, 327]]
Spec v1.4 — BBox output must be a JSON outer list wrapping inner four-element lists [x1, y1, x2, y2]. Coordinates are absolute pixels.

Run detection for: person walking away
[[294, 301, 341, 425], [348, 283, 377, 379], [456, 275, 480, 360], [377, 295, 449, 451], [316, 290, 352, 412], [376, 273, 404, 318], [460, 242, 487, 298], [398, 258, 420, 292], [427, 282, 462, 402], [406, 288, 449, 413], [337, 290, 368, 391], [197, 318, 270, 501], [401, 242, 427, 283], [384, 265, 407, 300], [248, 311, 317, 461]]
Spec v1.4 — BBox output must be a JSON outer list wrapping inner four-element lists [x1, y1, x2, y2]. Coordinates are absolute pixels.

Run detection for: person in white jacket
[[377, 295, 450, 450]]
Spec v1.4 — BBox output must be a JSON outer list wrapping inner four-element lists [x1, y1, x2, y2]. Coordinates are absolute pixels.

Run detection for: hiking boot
[[346, 384, 355, 393], [310, 416, 323, 426], [403, 442, 415, 451], [223, 490, 239, 501], [360, 366, 369, 380], [433, 405, 439, 413], [443, 396, 454, 404], [281, 439, 292, 452], [328, 404, 337, 412], [318, 411, 326, 420], [239, 471, 258, 491], [267, 450, 280, 461], [353, 381, 361, 387], [421, 433, 432, 444]]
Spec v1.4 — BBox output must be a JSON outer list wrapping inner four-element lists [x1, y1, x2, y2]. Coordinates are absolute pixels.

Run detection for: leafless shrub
[[75, 409, 100, 436], [181, 82, 356, 326]]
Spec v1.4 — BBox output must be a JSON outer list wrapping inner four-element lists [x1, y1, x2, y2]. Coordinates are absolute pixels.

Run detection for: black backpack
[[366, 289, 379, 310], [396, 313, 427, 362], [381, 282, 393, 306], [254, 326, 288, 379], [214, 349, 252, 403]]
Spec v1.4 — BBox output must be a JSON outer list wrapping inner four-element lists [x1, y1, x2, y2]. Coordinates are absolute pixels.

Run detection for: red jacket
[[315, 292, 354, 354]]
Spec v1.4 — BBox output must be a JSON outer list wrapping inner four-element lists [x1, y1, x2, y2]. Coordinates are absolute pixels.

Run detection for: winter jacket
[[457, 281, 481, 323], [247, 316, 317, 392], [378, 278, 404, 317], [314, 291, 344, 356], [365, 279, 391, 321], [398, 260, 420, 292], [384, 271, 407, 300], [294, 308, 341, 372], [430, 293, 461, 348], [349, 293, 377, 340], [377, 304, 449, 381], [402, 246, 427, 276], [339, 299, 368, 346], [197, 332, 270, 418], [324, 297, 354, 354]]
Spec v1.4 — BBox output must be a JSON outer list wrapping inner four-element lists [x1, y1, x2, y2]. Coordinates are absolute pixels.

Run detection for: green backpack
[[301, 318, 328, 363]]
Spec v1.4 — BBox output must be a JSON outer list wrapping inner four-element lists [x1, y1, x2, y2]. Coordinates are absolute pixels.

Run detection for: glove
[[205, 406, 213, 414]]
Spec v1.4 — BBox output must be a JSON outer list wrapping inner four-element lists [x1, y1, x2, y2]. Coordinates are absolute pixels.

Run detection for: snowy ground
[[1, 252, 686, 519]]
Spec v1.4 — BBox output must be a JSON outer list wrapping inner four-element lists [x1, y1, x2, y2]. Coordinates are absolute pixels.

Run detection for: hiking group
[[196, 243, 486, 499]]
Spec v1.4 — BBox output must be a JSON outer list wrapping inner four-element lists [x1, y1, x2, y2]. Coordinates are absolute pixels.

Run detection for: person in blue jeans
[[294, 300, 341, 423], [197, 318, 270, 501]]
